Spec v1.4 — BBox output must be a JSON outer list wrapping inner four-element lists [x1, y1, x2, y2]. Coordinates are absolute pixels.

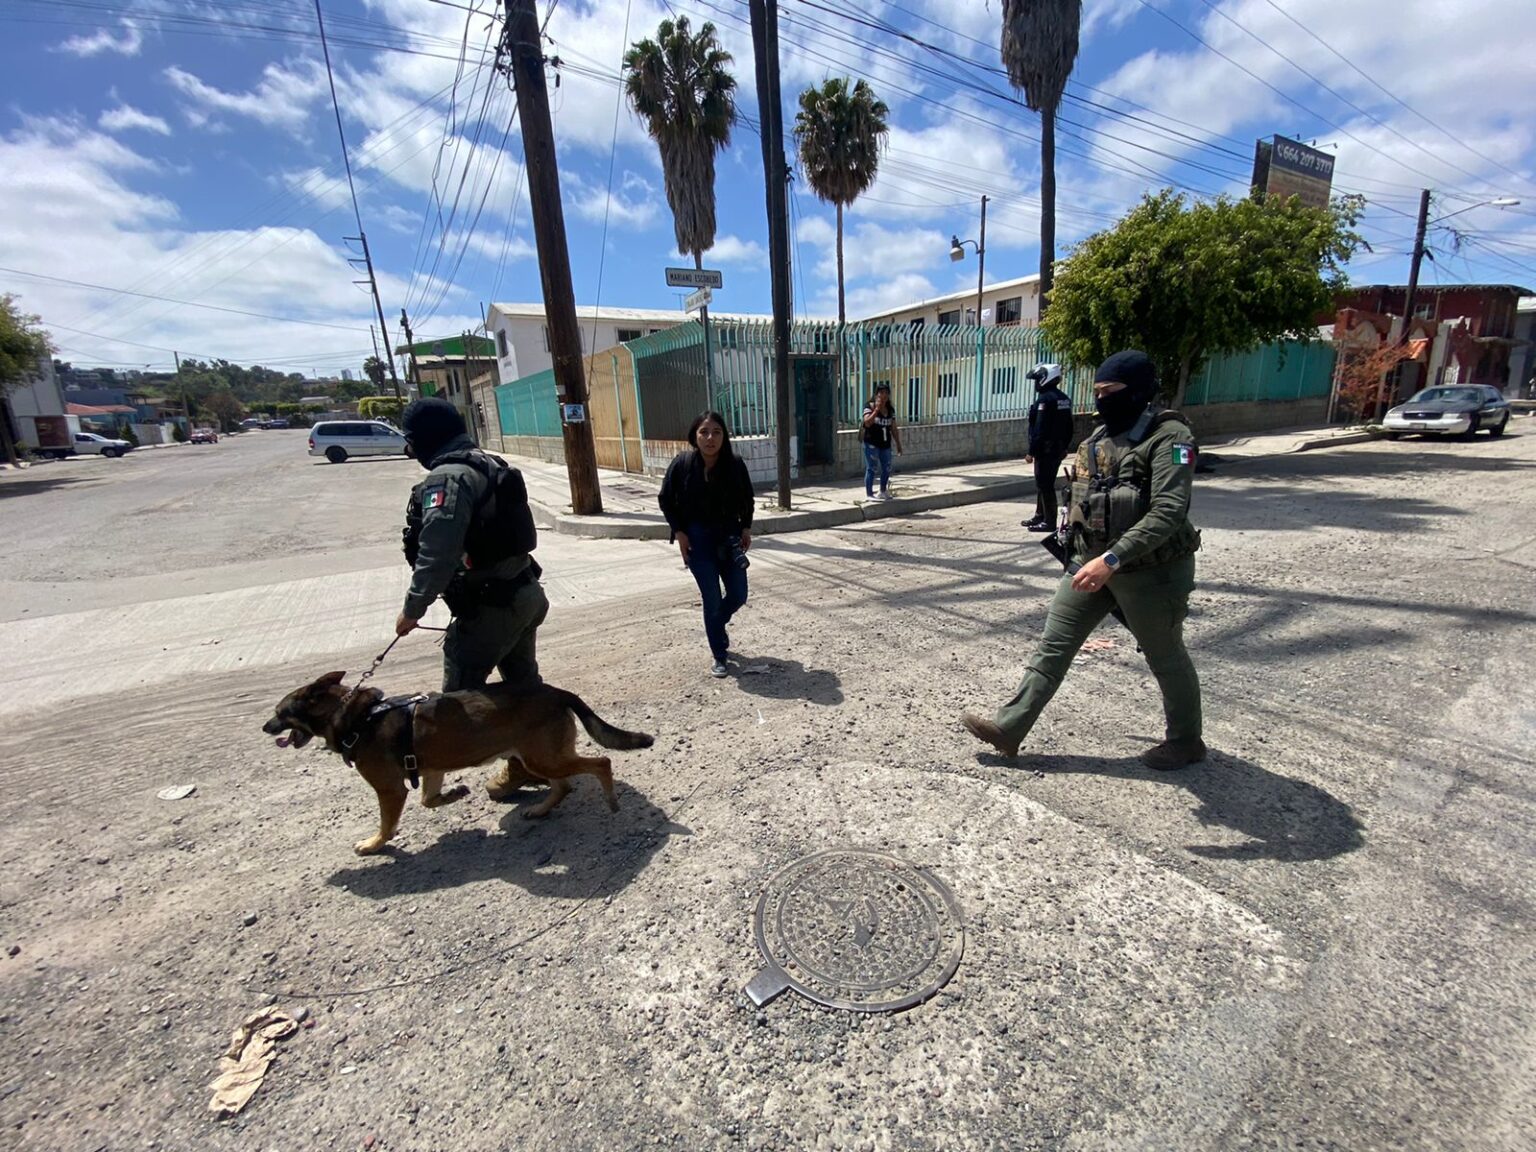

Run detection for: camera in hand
[[726, 534, 750, 571]]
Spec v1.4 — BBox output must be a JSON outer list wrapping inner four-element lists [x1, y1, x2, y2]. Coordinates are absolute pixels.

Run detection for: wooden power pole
[[750, 0, 794, 510], [503, 0, 602, 515]]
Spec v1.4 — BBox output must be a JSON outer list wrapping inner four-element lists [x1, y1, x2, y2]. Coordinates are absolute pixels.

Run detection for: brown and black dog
[[263, 672, 654, 855]]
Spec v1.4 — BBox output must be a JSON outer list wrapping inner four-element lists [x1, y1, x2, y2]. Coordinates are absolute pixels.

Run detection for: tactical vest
[[1066, 407, 1201, 570], [403, 450, 537, 570]]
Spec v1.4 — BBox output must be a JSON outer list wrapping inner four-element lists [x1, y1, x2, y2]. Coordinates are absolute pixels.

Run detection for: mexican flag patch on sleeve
[[1171, 444, 1194, 466], [424, 485, 447, 509]]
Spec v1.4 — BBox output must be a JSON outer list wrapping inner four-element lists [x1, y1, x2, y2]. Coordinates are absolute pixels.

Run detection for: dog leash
[[339, 625, 449, 706]]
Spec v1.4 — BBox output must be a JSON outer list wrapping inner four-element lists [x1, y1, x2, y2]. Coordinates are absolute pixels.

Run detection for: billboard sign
[[1251, 135, 1336, 210]]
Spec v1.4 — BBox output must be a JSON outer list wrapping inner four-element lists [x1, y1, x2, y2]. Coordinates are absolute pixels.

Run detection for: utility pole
[[974, 195, 988, 327], [750, 0, 793, 510], [1400, 188, 1432, 347], [503, 0, 602, 515], [1387, 187, 1433, 419], [173, 350, 189, 431], [399, 308, 422, 401]]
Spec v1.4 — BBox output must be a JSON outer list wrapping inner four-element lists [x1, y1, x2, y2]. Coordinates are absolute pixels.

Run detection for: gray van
[[308, 420, 408, 463]]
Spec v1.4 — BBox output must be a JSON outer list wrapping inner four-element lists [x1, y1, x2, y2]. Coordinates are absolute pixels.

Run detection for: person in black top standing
[[659, 411, 756, 679], [1023, 362, 1076, 532], [861, 383, 903, 501]]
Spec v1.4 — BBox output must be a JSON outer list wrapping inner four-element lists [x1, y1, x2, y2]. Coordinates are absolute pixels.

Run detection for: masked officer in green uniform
[[396, 396, 547, 690], [961, 350, 1205, 770], [396, 398, 548, 797]]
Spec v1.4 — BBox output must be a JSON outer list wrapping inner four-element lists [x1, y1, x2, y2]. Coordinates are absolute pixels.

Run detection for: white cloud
[[99, 104, 171, 137], [0, 118, 486, 375], [570, 170, 660, 229], [673, 234, 767, 269], [165, 61, 327, 131], [59, 21, 142, 58], [280, 168, 354, 213], [840, 273, 938, 318]]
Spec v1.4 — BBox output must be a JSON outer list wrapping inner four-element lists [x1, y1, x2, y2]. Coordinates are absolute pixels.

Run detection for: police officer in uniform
[[1022, 362, 1075, 532], [396, 398, 548, 797], [396, 396, 547, 688], [961, 350, 1206, 770]]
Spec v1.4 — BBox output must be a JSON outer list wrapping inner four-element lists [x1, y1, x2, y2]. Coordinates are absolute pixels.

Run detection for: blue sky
[[1, 0, 1533, 378]]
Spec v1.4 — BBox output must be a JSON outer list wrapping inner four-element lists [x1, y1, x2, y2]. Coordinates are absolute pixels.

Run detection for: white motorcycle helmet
[[1027, 362, 1064, 390]]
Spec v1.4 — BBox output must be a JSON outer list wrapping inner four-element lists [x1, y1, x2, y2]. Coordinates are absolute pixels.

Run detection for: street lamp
[[948, 195, 988, 327]]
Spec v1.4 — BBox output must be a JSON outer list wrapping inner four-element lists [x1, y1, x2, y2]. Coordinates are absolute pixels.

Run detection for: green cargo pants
[[441, 580, 550, 693], [994, 553, 1201, 745]]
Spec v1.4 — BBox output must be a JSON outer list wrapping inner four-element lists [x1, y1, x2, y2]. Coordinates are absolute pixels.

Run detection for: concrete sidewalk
[[499, 423, 1383, 540]]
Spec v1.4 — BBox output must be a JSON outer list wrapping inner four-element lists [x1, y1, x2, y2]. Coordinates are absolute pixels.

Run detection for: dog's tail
[[554, 689, 655, 751]]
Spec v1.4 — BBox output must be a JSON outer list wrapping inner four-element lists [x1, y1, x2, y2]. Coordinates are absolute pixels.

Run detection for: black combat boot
[[960, 712, 1021, 757], [1141, 738, 1208, 771]]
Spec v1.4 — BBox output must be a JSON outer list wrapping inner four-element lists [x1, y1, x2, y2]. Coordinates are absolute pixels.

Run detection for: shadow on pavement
[[730, 653, 845, 705], [325, 779, 688, 899], [0, 473, 107, 497], [979, 749, 1364, 862]]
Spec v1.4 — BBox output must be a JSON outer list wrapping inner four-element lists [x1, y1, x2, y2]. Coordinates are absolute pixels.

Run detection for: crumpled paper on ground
[[208, 1007, 298, 1117]]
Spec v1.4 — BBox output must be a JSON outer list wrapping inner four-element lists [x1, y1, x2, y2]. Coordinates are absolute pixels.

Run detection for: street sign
[[684, 286, 713, 313], [665, 267, 723, 289]]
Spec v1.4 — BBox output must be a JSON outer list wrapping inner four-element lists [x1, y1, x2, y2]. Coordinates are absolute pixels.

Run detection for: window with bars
[[496, 330, 509, 358], [907, 377, 922, 421], [938, 309, 961, 327], [616, 328, 643, 343], [991, 365, 1017, 394], [995, 297, 1022, 325], [938, 372, 960, 399]]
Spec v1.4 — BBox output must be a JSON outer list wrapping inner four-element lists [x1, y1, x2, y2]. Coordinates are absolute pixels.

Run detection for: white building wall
[[6, 356, 65, 446]]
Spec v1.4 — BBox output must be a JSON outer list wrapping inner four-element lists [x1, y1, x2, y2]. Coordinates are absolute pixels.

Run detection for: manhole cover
[[745, 849, 964, 1013]]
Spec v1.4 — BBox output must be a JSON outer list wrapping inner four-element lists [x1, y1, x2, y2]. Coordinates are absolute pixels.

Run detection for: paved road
[[0, 426, 1532, 1151]]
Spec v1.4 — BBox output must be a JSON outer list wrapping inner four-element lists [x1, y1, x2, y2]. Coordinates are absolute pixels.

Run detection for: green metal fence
[[494, 368, 561, 438], [1187, 340, 1336, 405], [494, 322, 1339, 444]]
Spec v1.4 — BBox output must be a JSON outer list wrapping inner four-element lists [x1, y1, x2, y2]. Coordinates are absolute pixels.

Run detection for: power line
[[1, 267, 369, 330]]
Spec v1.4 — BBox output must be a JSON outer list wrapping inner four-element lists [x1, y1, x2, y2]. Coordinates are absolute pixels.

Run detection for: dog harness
[[340, 693, 429, 788]]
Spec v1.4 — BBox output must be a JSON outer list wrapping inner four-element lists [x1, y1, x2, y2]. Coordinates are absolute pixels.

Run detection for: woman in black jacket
[[658, 410, 755, 678]]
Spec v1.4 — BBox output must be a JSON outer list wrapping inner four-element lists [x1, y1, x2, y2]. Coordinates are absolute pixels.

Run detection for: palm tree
[[623, 17, 737, 269], [794, 77, 890, 356], [1000, 0, 1081, 313]]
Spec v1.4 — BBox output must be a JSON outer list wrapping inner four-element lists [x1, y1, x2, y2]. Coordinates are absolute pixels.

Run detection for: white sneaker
[[877, 490, 893, 502]]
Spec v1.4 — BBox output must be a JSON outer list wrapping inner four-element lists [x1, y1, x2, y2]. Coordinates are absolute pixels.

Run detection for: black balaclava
[[1094, 350, 1158, 435], [400, 397, 466, 469]]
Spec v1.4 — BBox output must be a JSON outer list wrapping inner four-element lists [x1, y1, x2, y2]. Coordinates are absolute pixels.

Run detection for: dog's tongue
[[275, 735, 291, 748]]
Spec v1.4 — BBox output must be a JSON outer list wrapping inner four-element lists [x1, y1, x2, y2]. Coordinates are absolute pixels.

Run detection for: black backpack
[[404, 450, 537, 569]]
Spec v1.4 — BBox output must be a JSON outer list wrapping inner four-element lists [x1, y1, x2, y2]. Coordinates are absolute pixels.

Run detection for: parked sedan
[[190, 428, 219, 444], [1383, 385, 1510, 439], [73, 431, 134, 458]]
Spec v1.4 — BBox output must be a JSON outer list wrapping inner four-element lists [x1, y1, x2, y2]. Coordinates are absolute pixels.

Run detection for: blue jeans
[[685, 522, 749, 660], [864, 444, 892, 495]]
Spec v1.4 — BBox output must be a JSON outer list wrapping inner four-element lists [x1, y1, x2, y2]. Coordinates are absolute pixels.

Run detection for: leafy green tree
[[1001, 0, 1081, 310], [359, 396, 404, 422], [624, 17, 737, 269], [363, 356, 387, 391], [203, 389, 245, 433], [1042, 190, 1364, 406], [794, 77, 890, 375], [0, 294, 55, 466]]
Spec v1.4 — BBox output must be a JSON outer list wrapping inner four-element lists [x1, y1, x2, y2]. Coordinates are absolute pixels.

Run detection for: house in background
[[3, 354, 66, 451], [860, 274, 1042, 332], [1508, 296, 1535, 397], [484, 303, 769, 385], [1329, 283, 1531, 397]]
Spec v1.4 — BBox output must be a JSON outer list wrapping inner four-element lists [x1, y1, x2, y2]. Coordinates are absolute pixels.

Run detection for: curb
[[1293, 431, 1379, 452], [540, 478, 1036, 541]]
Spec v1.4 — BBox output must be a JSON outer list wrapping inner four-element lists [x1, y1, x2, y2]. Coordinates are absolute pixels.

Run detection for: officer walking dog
[[397, 397, 548, 798]]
